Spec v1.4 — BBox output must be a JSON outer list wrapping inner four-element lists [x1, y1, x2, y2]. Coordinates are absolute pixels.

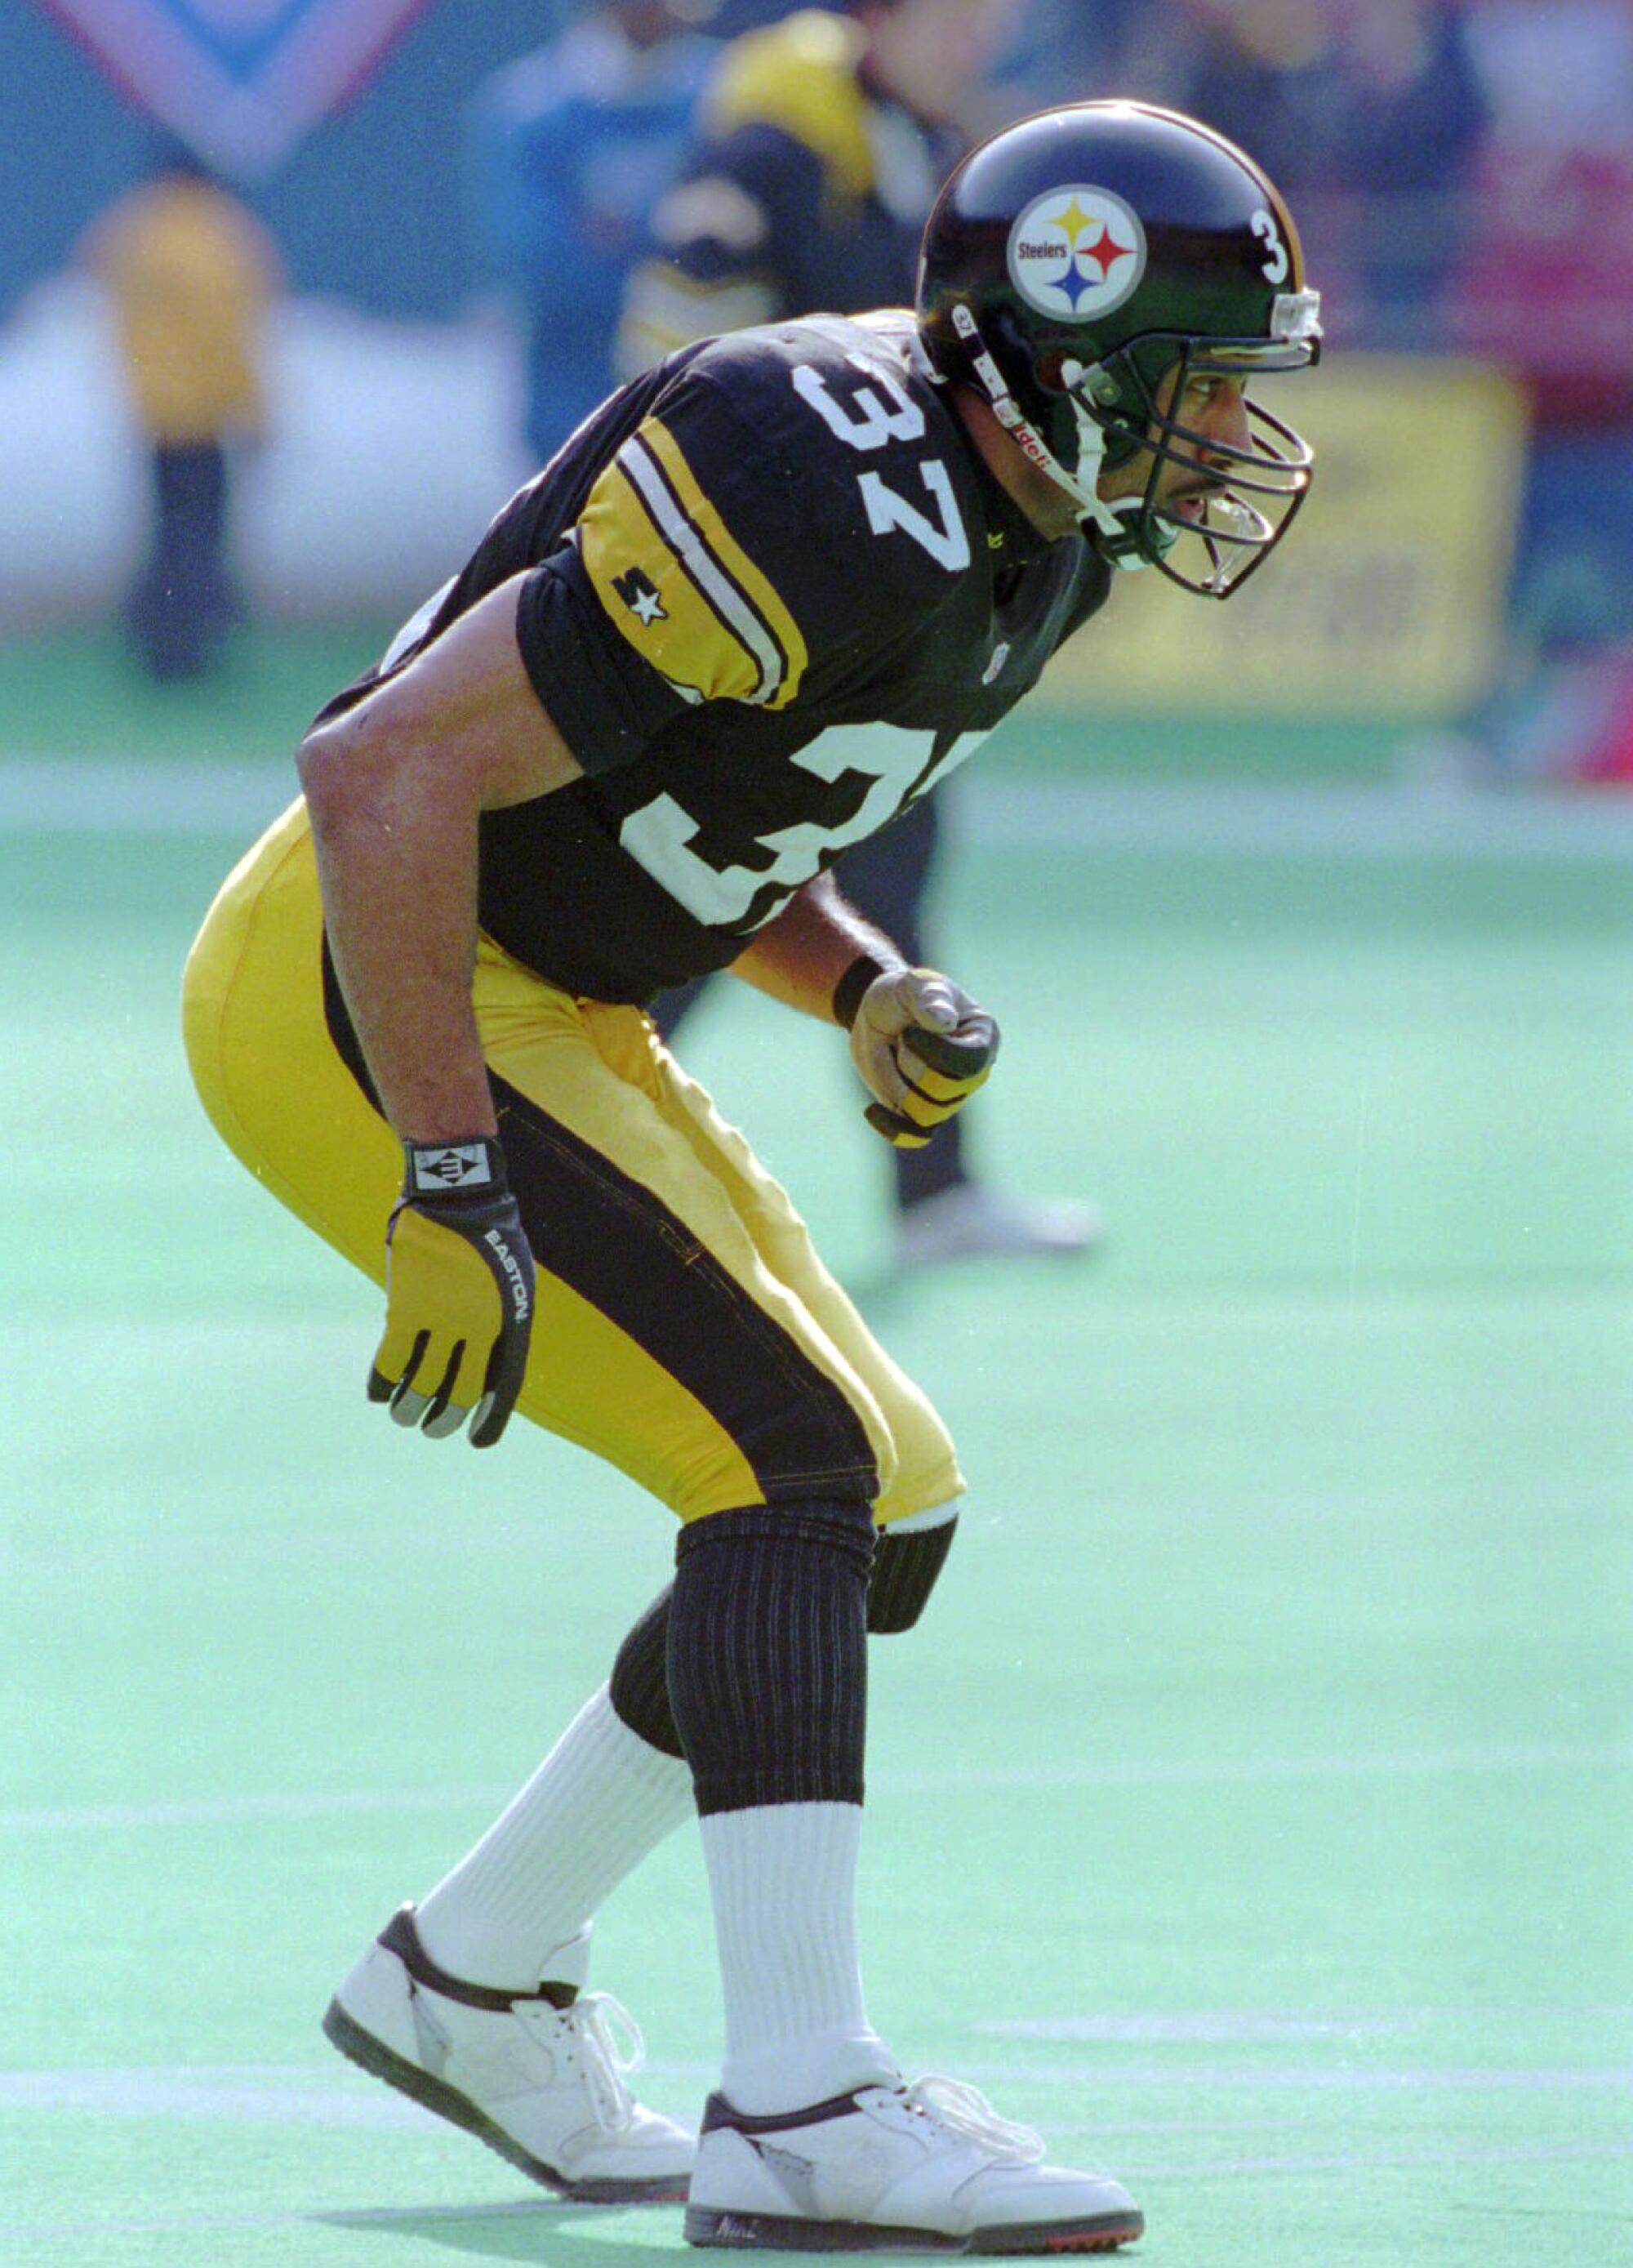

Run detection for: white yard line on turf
[[0, 1786, 515, 1831], [952, 2061, 1633, 2094], [7, 755, 1633, 861], [972, 777, 1633, 861], [2, 2137, 1630, 2243], [6, 2062, 1629, 2121], [0, 756, 295, 835], [978, 2015, 1411, 2043], [1059, 2138, 1633, 2179], [0, 2068, 427, 2126], [885, 1738, 1633, 1792], [0, 2204, 594, 2243], [4, 1739, 1628, 1833]]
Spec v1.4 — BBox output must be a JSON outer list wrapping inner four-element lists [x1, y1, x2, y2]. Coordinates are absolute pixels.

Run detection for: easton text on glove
[[368, 1135, 536, 1447]]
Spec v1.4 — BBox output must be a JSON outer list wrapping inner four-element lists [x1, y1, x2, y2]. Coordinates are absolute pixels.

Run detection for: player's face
[[1096, 364, 1254, 516], [868, 0, 1025, 123]]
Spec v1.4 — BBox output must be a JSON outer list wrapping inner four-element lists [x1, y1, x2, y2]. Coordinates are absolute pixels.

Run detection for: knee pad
[[867, 1508, 958, 1633]]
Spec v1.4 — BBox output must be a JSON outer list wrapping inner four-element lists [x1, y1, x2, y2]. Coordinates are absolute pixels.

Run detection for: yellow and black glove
[[367, 1136, 535, 1447], [835, 957, 999, 1150]]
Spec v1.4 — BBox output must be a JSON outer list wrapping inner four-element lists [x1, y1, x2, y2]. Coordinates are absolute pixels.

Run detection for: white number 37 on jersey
[[792, 359, 972, 574]]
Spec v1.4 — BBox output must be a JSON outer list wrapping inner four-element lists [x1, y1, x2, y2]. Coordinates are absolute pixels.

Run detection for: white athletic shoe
[[323, 1905, 694, 2202], [685, 2074, 1142, 2253], [895, 1186, 1103, 1271]]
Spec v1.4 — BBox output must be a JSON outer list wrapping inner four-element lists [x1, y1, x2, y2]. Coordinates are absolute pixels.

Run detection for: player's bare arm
[[727, 870, 904, 1022], [297, 573, 584, 1143]]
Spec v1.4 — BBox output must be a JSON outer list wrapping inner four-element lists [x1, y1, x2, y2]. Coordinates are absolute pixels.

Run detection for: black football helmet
[[918, 101, 1322, 597]]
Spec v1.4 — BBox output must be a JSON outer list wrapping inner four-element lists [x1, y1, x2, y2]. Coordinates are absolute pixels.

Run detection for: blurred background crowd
[[2, 0, 1631, 779]]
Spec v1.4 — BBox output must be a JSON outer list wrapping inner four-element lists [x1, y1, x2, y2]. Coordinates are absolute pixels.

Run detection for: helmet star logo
[[1077, 222, 1133, 280], [1043, 198, 1137, 310]]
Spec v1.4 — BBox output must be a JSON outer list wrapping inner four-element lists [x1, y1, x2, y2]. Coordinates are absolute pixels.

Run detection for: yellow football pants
[[181, 799, 963, 1526]]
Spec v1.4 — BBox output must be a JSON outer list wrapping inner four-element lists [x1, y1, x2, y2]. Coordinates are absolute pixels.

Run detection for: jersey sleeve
[[514, 406, 809, 773], [514, 535, 693, 776], [518, 347, 951, 770]]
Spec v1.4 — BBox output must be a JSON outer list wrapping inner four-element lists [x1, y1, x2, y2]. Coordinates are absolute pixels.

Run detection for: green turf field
[[2, 638, 1630, 2266]]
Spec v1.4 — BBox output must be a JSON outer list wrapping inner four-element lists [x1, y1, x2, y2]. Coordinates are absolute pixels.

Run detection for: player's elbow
[[297, 705, 413, 834], [296, 712, 350, 818]]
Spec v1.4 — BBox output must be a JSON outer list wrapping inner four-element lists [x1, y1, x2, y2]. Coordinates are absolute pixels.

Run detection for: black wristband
[[402, 1134, 506, 1201], [833, 955, 888, 1032]]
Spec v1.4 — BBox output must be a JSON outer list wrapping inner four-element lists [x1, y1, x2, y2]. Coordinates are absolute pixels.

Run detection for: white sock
[[414, 1684, 693, 1993], [701, 1801, 897, 2114]]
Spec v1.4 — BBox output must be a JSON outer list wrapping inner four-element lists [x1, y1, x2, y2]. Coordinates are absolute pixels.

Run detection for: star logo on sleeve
[[612, 566, 669, 626]]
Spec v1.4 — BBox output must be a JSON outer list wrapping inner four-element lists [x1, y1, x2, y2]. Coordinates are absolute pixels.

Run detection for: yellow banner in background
[[1039, 355, 1528, 721]]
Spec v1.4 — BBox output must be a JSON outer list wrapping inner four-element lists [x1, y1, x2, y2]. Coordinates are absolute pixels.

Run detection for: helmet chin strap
[[1062, 395, 1160, 564], [946, 305, 1155, 568]]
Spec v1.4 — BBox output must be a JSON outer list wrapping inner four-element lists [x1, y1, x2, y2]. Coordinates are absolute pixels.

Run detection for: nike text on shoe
[[322, 1905, 693, 2202], [684, 2075, 1142, 2253]]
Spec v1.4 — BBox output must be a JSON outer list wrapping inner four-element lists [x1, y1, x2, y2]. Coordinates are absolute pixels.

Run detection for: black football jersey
[[314, 312, 1112, 1003]]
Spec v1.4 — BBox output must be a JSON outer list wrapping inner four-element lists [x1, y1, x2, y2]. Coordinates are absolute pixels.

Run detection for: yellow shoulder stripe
[[705, 10, 874, 202], [580, 456, 758, 702], [579, 412, 809, 711], [639, 417, 809, 707]]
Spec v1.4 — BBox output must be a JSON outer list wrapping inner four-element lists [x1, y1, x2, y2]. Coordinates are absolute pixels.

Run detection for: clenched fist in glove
[[834, 956, 1000, 1150], [368, 1136, 535, 1446]]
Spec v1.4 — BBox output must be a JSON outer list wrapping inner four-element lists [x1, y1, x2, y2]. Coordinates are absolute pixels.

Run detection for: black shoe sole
[[322, 1995, 691, 2205], [684, 2204, 1145, 2253]]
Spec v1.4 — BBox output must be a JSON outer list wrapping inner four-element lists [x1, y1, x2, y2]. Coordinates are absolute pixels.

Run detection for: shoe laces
[[559, 1992, 644, 2133], [901, 2074, 1045, 2166]]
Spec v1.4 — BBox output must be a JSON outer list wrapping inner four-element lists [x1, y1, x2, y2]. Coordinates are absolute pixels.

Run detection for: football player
[[622, 0, 1099, 1268], [185, 103, 1319, 2254]]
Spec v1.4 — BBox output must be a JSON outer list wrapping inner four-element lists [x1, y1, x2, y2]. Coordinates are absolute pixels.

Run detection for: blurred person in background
[[999, 0, 1146, 104], [469, 1, 725, 470], [1445, 0, 1633, 782], [701, 0, 842, 27], [81, 140, 281, 682], [623, 0, 1101, 1269], [1112, 0, 1485, 352], [620, 0, 1010, 370]]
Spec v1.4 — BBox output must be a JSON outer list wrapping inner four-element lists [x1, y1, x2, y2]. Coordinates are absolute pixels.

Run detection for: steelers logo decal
[[1007, 184, 1146, 321]]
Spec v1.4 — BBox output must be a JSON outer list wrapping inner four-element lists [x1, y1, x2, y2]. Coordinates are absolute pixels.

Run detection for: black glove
[[839, 960, 1000, 1150], [367, 1135, 535, 1447]]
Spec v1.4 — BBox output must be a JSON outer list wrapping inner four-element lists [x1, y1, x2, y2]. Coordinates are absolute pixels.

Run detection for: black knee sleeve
[[667, 1499, 875, 1817], [866, 1513, 958, 1633], [608, 1581, 684, 1757], [609, 1509, 954, 1754]]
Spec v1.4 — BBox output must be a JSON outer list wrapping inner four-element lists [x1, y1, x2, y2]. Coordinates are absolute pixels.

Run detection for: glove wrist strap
[[833, 955, 888, 1032], [402, 1135, 507, 1200]]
